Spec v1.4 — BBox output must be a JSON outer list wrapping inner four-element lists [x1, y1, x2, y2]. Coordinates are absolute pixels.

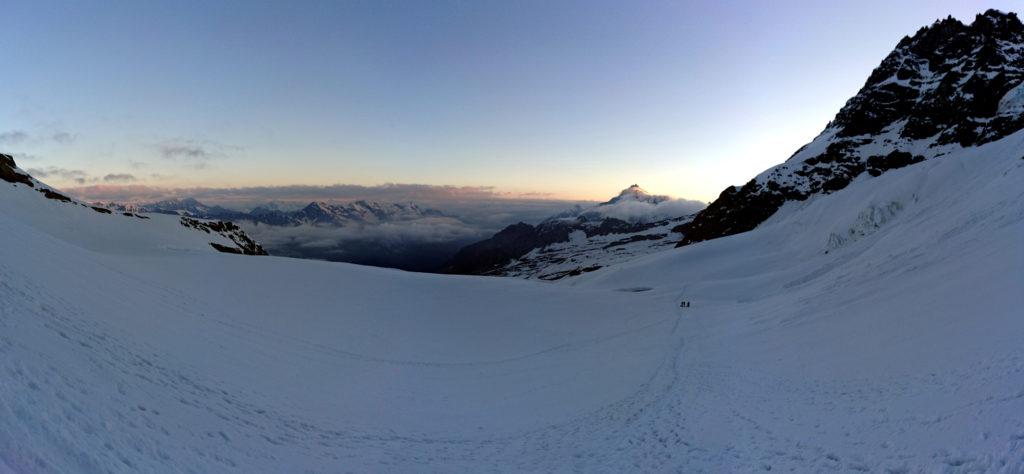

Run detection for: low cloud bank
[[239, 218, 490, 272], [242, 217, 485, 250]]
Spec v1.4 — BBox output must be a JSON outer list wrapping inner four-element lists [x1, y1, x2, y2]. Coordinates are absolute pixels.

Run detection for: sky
[[1, 0, 1019, 202]]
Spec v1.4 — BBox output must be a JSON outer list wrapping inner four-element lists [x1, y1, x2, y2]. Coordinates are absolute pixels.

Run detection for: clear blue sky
[[1, 0, 1018, 200]]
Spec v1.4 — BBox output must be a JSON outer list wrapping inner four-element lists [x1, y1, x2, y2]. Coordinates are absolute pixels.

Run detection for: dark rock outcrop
[[0, 153, 34, 187], [38, 188, 73, 203], [865, 151, 926, 177]]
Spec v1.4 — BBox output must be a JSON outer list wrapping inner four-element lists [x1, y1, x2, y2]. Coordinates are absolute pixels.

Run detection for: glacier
[[1, 129, 1022, 472]]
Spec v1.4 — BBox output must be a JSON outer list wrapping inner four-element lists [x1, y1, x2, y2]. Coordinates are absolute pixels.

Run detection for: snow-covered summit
[[542, 184, 701, 225], [601, 184, 668, 206]]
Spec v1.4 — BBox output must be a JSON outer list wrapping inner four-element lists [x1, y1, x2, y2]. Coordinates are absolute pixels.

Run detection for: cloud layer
[[102, 173, 137, 183], [26, 166, 91, 185], [156, 138, 239, 169], [0, 130, 29, 145], [0, 129, 76, 146]]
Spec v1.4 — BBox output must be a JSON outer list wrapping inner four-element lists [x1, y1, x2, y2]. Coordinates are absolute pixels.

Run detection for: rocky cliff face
[[678, 10, 1024, 246]]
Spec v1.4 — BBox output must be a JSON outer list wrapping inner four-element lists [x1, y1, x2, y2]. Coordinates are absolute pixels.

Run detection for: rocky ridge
[[678, 10, 1024, 246]]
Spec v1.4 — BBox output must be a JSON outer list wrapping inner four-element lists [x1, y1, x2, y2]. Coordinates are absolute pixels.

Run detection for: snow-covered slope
[[0, 185, 684, 472], [1, 128, 1022, 471], [0, 155, 265, 256], [574, 128, 1024, 472]]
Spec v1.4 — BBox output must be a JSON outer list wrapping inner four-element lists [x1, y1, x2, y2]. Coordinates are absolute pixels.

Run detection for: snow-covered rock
[[679, 9, 1024, 246]]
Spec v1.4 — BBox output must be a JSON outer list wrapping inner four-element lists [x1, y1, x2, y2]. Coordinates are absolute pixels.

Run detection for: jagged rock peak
[[831, 9, 1024, 143]]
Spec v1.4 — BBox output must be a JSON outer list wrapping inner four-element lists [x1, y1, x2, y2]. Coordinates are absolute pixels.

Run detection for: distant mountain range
[[103, 198, 445, 227], [98, 197, 477, 272]]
